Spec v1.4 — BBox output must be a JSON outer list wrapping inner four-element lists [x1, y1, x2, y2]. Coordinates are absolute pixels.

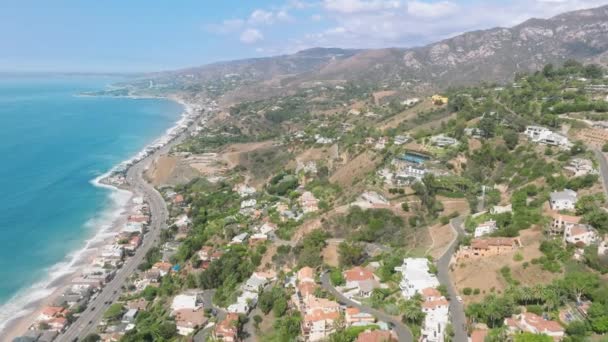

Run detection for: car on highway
[[456, 296, 463, 303]]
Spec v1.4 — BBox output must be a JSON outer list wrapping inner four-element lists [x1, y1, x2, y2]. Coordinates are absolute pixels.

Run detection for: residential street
[[319, 272, 414, 342], [593, 149, 608, 197], [437, 217, 468, 342]]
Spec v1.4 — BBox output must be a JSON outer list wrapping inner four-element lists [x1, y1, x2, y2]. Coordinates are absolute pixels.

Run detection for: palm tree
[[402, 302, 425, 325]]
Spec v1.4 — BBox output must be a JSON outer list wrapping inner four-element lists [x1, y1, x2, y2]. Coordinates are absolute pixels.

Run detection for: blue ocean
[[0, 75, 182, 326]]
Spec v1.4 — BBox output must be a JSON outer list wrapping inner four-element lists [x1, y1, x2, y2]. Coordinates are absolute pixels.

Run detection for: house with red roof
[[343, 266, 380, 298], [356, 329, 398, 342], [505, 312, 565, 340], [38, 306, 68, 322], [345, 307, 375, 326], [213, 313, 239, 341]]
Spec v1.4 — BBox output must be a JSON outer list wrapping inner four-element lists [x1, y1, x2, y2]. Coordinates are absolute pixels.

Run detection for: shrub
[[463, 288, 473, 295]]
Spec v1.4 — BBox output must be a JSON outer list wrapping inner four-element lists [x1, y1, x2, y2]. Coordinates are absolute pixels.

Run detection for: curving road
[[437, 218, 467, 342], [57, 155, 169, 342], [57, 105, 203, 341], [319, 272, 413, 342]]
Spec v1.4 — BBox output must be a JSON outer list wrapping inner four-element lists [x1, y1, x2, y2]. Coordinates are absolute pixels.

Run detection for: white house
[[394, 135, 410, 145], [430, 134, 458, 148], [395, 258, 439, 299], [564, 224, 598, 246], [549, 189, 577, 211], [490, 204, 512, 215], [240, 199, 257, 209], [525, 125, 572, 149], [171, 292, 203, 312], [474, 220, 498, 238], [230, 233, 249, 245]]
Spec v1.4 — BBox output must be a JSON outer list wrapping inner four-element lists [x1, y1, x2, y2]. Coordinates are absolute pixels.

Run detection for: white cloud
[[323, 0, 402, 14], [240, 28, 264, 44], [407, 1, 458, 18], [249, 9, 275, 24], [207, 19, 245, 34], [311, 14, 323, 21]]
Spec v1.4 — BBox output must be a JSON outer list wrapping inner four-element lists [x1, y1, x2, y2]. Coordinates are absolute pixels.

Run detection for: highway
[[57, 156, 169, 342], [437, 217, 467, 342], [319, 272, 413, 342], [57, 106, 203, 342]]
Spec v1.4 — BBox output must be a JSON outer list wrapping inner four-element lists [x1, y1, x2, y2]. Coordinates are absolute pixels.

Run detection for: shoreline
[[0, 91, 208, 341]]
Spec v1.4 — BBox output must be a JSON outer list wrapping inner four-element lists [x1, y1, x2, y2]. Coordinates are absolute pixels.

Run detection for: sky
[[1, 0, 607, 72]]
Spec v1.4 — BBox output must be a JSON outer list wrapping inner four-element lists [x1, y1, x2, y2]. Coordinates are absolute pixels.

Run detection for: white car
[[456, 296, 463, 303]]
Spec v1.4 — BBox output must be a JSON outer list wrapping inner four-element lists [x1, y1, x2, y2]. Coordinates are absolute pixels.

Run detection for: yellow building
[[431, 94, 449, 105]]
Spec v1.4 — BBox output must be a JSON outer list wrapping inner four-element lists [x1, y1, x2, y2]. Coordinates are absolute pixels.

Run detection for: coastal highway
[[319, 272, 413, 342], [57, 105, 204, 341], [56, 156, 169, 342]]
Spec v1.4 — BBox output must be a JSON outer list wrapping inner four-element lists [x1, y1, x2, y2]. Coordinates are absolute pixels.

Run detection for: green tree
[[103, 303, 124, 322], [82, 334, 101, 342], [401, 300, 425, 325], [338, 242, 365, 267], [514, 332, 553, 342], [273, 297, 288, 317]]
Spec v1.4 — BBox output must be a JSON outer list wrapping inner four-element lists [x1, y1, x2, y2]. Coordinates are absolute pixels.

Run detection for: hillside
[[126, 4, 608, 104]]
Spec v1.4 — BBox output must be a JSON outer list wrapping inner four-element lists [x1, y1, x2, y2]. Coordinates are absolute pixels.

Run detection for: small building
[[549, 212, 581, 235], [504, 312, 565, 340], [345, 307, 375, 326], [457, 237, 520, 259], [564, 224, 598, 247], [394, 135, 410, 145], [430, 134, 458, 148], [174, 309, 208, 336], [490, 204, 512, 215], [122, 308, 138, 324], [474, 220, 498, 238], [343, 266, 380, 298], [230, 233, 249, 245], [549, 189, 577, 211], [171, 292, 203, 312], [213, 313, 239, 341], [300, 191, 319, 213], [356, 330, 398, 342]]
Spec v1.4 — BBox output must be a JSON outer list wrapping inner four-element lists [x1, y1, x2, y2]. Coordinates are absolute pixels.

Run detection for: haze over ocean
[[0, 75, 181, 317]]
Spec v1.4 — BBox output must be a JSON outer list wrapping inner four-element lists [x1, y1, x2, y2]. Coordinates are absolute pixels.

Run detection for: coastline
[[0, 92, 206, 341]]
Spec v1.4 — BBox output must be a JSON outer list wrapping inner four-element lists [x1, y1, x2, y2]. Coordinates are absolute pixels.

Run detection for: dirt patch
[[468, 139, 482, 152], [438, 196, 470, 217], [428, 224, 455, 259], [380, 99, 435, 130], [450, 227, 559, 305], [146, 155, 202, 186], [373, 90, 397, 105], [221, 141, 276, 168], [330, 151, 379, 188], [322, 240, 342, 267]]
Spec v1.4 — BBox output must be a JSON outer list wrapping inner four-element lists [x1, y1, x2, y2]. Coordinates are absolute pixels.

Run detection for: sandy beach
[[0, 93, 206, 341]]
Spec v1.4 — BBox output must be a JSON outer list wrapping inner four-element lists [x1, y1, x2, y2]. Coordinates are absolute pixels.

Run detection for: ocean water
[[0, 75, 182, 326]]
